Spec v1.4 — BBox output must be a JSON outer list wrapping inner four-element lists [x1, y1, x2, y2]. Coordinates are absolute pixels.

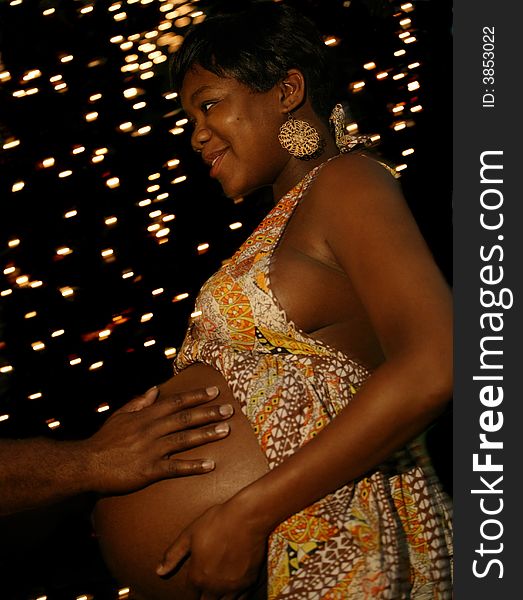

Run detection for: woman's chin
[[219, 179, 242, 199], [221, 180, 265, 201]]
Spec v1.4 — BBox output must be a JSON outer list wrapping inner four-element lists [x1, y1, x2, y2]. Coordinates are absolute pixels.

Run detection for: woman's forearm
[[234, 352, 451, 533]]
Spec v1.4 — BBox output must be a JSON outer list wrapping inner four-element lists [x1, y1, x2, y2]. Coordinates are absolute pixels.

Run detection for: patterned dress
[[174, 158, 453, 599]]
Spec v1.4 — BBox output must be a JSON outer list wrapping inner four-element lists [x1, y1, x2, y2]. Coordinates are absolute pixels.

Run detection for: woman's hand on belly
[[157, 497, 268, 599], [85, 384, 234, 495]]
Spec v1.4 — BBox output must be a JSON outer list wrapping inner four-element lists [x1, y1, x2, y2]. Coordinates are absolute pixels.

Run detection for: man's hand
[[84, 385, 234, 494], [0, 385, 234, 515]]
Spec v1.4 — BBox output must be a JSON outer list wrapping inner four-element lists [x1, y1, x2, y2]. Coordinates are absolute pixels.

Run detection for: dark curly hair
[[171, 1, 335, 120]]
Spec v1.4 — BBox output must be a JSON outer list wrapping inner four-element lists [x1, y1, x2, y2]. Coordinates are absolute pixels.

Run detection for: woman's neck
[[272, 133, 339, 201]]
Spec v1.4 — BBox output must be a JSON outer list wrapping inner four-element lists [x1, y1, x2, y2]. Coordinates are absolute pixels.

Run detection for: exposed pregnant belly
[[93, 363, 269, 600]]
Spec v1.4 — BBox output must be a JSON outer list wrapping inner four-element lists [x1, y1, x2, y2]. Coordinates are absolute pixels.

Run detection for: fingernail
[[146, 385, 158, 396], [215, 423, 229, 435], [156, 563, 167, 576], [206, 385, 219, 397], [219, 403, 233, 416], [201, 459, 215, 471]]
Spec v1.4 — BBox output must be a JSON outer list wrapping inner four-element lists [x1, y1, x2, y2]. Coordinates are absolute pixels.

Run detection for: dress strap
[[357, 151, 401, 179]]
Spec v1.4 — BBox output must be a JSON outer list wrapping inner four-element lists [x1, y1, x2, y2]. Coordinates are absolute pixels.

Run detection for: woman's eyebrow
[[190, 85, 214, 104]]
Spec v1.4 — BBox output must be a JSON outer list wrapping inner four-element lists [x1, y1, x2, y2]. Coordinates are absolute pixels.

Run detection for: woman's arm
[[235, 154, 452, 528], [158, 155, 452, 595], [0, 385, 233, 515]]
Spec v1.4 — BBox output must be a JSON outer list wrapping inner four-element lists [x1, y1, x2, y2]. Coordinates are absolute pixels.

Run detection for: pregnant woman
[[94, 3, 453, 599]]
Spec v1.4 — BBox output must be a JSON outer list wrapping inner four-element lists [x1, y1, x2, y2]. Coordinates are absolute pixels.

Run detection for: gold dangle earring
[[278, 112, 321, 159]]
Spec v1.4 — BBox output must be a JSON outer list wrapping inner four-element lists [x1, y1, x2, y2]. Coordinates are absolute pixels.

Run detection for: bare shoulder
[[320, 151, 398, 183], [308, 152, 409, 225], [305, 153, 451, 362]]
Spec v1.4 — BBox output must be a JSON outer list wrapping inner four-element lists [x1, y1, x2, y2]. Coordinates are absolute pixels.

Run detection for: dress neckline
[[264, 156, 372, 377], [274, 154, 341, 205]]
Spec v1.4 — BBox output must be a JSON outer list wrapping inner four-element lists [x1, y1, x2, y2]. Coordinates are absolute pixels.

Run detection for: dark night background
[[0, 0, 452, 598]]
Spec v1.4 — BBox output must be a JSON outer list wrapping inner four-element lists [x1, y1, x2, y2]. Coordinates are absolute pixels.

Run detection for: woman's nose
[[191, 121, 211, 152]]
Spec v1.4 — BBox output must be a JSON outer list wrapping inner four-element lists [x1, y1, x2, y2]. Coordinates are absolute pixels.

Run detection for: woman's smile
[[180, 64, 290, 199], [203, 148, 229, 179]]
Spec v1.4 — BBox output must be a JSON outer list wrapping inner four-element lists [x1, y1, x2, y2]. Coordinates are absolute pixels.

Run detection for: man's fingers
[[160, 422, 231, 455], [155, 402, 234, 436], [150, 386, 222, 420], [156, 531, 191, 576], [115, 387, 159, 414], [111, 385, 223, 421], [201, 591, 247, 599], [140, 386, 161, 408], [156, 458, 216, 479]]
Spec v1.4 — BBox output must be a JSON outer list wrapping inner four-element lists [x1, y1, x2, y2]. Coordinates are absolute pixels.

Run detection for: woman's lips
[[210, 150, 227, 178]]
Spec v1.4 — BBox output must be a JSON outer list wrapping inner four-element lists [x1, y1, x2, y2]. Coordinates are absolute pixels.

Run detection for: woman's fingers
[[156, 530, 191, 576]]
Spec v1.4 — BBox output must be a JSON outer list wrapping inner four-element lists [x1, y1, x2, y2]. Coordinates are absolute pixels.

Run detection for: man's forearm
[[0, 384, 235, 515], [0, 438, 93, 515]]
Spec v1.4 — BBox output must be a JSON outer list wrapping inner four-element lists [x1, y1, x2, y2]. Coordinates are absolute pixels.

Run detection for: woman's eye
[[201, 100, 217, 113]]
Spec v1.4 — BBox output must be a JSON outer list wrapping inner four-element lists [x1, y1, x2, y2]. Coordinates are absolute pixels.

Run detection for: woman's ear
[[278, 69, 306, 113]]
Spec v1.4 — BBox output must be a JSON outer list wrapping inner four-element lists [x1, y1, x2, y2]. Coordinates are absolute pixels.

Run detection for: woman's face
[[180, 64, 288, 199]]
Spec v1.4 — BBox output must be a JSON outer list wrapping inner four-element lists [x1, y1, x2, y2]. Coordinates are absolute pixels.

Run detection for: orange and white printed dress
[[174, 158, 453, 599]]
